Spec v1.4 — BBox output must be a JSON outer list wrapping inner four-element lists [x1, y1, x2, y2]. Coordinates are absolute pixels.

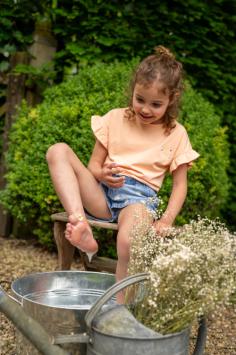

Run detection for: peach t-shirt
[[91, 108, 199, 191]]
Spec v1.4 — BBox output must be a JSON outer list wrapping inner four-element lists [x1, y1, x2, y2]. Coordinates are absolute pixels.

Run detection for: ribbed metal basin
[[11, 271, 115, 355]]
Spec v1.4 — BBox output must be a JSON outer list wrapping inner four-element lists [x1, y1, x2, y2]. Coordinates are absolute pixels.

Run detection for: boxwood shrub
[[0, 60, 229, 253]]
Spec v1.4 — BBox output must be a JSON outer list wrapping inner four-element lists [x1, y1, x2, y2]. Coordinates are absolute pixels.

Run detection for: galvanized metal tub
[[11, 271, 115, 355]]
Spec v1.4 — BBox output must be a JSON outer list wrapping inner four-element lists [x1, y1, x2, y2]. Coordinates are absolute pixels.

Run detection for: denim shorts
[[87, 176, 158, 223]]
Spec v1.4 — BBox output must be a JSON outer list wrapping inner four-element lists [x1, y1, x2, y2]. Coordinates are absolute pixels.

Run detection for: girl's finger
[[111, 177, 125, 185], [111, 167, 123, 175], [106, 177, 125, 187], [107, 162, 118, 170]]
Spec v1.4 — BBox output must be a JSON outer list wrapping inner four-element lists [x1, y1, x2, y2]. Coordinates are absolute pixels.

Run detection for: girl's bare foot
[[65, 213, 98, 262]]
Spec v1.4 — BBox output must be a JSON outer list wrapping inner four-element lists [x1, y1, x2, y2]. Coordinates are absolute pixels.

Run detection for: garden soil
[[0, 236, 235, 355]]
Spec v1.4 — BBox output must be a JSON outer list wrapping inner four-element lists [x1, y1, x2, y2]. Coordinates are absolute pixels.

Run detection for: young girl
[[46, 46, 199, 301]]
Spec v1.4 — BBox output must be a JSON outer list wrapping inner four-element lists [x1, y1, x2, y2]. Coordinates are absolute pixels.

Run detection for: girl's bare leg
[[46, 143, 111, 258], [116, 203, 153, 303]]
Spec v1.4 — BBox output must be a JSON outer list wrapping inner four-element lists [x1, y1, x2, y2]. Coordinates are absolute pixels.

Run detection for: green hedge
[[1, 0, 235, 227], [0, 60, 229, 252]]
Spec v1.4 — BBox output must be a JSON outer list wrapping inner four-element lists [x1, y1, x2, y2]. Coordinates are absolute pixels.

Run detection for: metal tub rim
[[11, 270, 116, 309]]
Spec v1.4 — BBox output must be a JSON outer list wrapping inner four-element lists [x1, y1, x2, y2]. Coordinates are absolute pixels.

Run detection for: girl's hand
[[100, 162, 125, 188], [154, 219, 173, 237]]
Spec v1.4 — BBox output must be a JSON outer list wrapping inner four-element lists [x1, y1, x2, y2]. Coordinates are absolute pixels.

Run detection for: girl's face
[[132, 82, 170, 125]]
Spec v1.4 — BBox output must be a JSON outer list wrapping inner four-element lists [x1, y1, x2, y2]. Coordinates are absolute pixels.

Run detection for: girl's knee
[[46, 142, 70, 163]]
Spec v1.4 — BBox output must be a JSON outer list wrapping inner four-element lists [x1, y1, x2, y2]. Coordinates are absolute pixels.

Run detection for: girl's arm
[[154, 163, 188, 235], [88, 140, 107, 181], [88, 140, 125, 187]]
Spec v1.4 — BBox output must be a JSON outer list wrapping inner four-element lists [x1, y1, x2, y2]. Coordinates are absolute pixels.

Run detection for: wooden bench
[[51, 212, 118, 273]]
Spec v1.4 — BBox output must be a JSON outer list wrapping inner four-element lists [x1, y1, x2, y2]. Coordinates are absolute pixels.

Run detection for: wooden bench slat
[[51, 212, 118, 230], [81, 255, 117, 273]]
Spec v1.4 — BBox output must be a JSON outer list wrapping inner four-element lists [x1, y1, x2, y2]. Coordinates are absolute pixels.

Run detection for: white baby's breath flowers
[[127, 215, 236, 334]]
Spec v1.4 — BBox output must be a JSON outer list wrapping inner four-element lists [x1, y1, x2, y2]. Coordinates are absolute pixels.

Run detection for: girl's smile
[[132, 83, 170, 125]]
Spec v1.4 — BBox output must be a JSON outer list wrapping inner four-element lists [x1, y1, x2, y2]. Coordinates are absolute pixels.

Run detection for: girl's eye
[[152, 103, 161, 108], [136, 97, 144, 103]]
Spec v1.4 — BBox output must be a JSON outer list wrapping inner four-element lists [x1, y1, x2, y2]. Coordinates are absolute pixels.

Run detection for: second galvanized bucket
[[84, 273, 206, 355]]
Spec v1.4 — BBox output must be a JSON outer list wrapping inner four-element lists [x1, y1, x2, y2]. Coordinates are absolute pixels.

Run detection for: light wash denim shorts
[[87, 175, 158, 223]]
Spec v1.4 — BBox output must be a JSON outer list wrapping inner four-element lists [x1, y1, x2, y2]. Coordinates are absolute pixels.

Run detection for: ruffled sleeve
[[91, 112, 110, 149], [169, 129, 200, 173]]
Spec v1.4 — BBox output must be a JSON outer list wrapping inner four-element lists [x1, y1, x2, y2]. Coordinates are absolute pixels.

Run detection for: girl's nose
[[141, 105, 150, 115]]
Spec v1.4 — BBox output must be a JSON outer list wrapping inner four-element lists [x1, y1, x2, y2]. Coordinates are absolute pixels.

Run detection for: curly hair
[[125, 46, 184, 134]]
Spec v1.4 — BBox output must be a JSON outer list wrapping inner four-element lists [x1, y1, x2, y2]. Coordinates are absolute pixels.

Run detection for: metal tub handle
[[85, 272, 149, 328]]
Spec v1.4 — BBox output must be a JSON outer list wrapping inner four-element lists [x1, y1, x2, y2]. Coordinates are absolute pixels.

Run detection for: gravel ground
[[0, 235, 236, 355]]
